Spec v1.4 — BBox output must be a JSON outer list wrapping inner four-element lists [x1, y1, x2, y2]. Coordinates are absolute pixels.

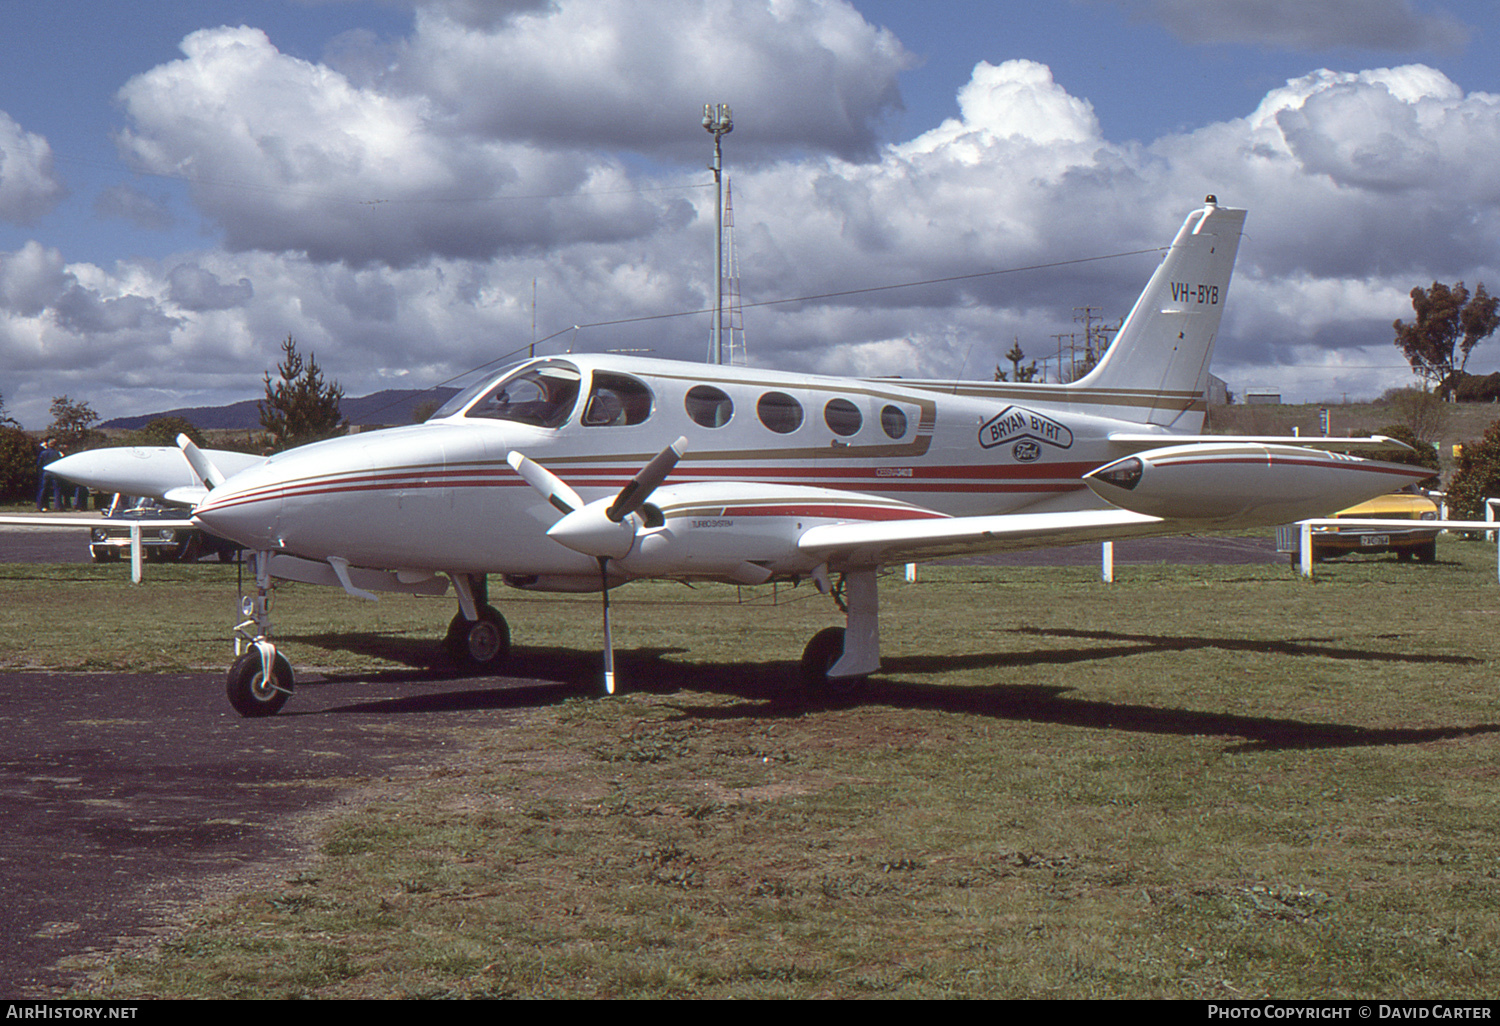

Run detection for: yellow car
[[1308, 491, 1440, 562]]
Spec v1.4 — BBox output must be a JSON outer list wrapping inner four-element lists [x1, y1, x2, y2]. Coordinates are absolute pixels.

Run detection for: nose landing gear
[[226, 550, 294, 718]]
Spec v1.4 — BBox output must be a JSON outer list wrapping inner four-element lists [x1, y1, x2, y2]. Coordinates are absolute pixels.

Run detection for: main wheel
[[800, 626, 864, 696], [445, 606, 511, 673], [226, 650, 294, 718], [1415, 540, 1437, 563]]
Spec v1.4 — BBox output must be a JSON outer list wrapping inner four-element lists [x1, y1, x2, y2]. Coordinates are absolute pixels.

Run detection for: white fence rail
[[1291, 518, 1500, 581]]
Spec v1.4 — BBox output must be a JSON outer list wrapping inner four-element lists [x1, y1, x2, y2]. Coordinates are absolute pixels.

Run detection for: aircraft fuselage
[[193, 353, 1188, 581]]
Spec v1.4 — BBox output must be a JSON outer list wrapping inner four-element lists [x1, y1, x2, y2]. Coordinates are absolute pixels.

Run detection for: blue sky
[[1, 0, 1498, 426]]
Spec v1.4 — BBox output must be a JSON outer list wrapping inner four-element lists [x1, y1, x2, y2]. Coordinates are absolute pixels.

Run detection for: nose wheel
[[226, 647, 294, 718], [226, 550, 295, 718]]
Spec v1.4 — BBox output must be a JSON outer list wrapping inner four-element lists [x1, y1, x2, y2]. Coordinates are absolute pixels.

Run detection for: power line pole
[[1073, 306, 1120, 370], [702, 103, 733, 364]]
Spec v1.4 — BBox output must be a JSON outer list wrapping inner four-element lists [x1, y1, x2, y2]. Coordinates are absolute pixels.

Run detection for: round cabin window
[[880, 404, 909, 439], [824, 398, 862, 437], [685, 385, 733, 428], [757, 391, 803, 434]]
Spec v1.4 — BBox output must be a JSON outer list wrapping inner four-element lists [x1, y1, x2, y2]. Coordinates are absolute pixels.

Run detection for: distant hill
[[101, 387, 460, 432]]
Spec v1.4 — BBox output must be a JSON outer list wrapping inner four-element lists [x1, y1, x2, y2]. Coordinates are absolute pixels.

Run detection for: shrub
[[1371, 423, 1442, 490], [0, 427, 38, 502], [1446, 420, 1500, 519]]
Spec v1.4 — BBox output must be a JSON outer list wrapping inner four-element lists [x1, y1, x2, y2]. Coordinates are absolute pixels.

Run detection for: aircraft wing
[[796, 508, 1166, 568], [0, 515, 200, 529], [1109, 433, 1414, 454], [163, 486, 210, 506]]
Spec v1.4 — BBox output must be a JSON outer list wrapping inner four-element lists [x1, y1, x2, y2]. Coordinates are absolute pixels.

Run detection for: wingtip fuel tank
[[1083, 443, 1435, 526]]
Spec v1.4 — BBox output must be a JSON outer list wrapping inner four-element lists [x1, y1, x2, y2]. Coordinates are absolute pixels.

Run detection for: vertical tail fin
[[1075, 197, 1246, 429]]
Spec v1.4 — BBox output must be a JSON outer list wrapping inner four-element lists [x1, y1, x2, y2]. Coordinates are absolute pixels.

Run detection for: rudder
[[1075, 197, 1246, 429]]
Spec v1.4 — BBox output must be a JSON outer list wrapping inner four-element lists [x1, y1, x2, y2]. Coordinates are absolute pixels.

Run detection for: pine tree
[[259, 336, 347, 451]]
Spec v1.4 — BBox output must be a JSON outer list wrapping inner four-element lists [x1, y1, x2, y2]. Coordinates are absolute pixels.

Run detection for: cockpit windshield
[[434, 360, 583, 427]]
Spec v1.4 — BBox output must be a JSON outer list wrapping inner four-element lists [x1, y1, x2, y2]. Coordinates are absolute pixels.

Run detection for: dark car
[[89, 494, 240, 563]]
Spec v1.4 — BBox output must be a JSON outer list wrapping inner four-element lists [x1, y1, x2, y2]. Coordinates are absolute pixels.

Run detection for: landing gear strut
[[445, 573, 512, 673], [800, 568, 879, 696], [227, 550, 294, 717]]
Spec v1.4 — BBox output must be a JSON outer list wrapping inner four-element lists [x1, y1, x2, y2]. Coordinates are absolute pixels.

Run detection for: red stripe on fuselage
[[710, 504, 950, 521], [198, 459, 1095, 515]]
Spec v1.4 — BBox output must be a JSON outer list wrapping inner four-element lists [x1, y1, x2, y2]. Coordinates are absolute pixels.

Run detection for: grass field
[[4, 539, 1500, 998]]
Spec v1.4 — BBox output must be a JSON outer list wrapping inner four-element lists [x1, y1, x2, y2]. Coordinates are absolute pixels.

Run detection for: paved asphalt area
[[0, 522, 1281, 996], [0, 668, 580, 997]]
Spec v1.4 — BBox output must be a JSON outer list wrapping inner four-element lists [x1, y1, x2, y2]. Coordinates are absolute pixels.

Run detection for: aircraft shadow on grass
[[284, 627, 1497, 753]]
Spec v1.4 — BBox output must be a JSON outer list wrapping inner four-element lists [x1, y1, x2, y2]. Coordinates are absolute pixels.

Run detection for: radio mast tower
[[718, 179, 748, 365], [702, 102, 733, 364]]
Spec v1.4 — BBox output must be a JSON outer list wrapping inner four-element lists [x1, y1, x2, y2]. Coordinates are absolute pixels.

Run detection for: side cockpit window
[[582, 372, 653, 427], [466, 361, 581, 428]]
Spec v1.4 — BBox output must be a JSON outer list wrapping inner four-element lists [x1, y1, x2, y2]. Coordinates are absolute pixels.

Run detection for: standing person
[[34, 437, 62, 511]]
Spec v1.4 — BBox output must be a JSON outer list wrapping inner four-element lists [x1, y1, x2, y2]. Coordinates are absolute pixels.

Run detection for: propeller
[[177, 433, 227, 490], [507, 436, 689, 694], [506, 450, 584, 515]]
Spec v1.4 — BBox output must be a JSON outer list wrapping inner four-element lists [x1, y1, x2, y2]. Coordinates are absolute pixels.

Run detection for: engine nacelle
[[1084, 443, 1433, 527]]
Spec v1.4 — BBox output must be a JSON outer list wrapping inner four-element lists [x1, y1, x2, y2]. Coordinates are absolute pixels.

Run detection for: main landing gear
[[799, 567, 880, 697], [443, 573, 511, 674]]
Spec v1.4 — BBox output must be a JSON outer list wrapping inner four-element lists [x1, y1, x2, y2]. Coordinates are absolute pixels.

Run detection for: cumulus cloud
[[1107, 0, 1471, 52], [390, 0, 913, 159], [7, 2, 1500, 424], [94, 184, 177, 231], [108, 1, 912, 268], [167, 263, 254, 311], [0, 111, 67, 224], [0, 241, 71, 317]]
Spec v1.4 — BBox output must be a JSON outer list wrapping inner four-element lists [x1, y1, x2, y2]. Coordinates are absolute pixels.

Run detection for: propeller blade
[[607, 436, 688, 523], [598, 557, 616, 695], [507, 451, 584, 514], [178, 434, 226, 490]]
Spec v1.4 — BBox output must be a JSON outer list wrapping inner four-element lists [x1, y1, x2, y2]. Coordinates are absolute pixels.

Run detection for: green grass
[[7, 538, 1500, 998]]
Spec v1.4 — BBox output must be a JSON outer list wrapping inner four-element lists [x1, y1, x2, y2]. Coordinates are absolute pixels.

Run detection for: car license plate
[[1360, 534, 1390, 547]]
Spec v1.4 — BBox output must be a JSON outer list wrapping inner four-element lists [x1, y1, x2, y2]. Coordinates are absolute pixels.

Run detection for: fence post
[[1101, 542, 1114, 583]]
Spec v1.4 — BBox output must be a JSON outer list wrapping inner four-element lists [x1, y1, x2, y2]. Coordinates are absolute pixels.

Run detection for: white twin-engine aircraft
[[39, 198, 1431, 717]]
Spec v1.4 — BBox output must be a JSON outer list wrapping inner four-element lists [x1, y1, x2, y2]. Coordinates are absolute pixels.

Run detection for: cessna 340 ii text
[[32, 197, 1431, 716]]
